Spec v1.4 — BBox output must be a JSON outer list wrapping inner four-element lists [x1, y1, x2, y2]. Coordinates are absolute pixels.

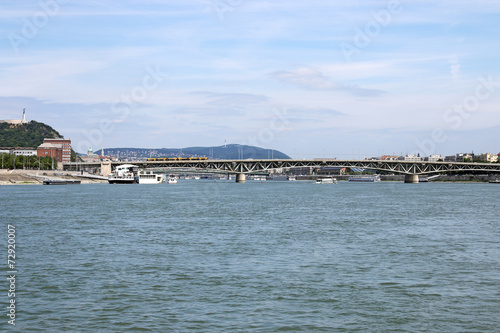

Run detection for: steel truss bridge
[[63, 159, 500, 183]]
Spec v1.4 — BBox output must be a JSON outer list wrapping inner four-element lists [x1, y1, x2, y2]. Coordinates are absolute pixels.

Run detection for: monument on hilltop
[[0, 108, 28, 125]]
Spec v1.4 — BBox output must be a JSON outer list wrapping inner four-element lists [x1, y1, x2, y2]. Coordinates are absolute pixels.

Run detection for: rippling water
[[2, 181, 500, 331]]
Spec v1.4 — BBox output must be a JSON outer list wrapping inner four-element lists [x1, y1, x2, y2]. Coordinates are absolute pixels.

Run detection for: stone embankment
[[0, 170, 107, 185], [297, 174, 498, 182]]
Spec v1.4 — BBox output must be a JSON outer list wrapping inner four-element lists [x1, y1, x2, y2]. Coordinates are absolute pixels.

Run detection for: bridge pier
[[101, 161, 112, 177], [404, 174, 419, 183], [235, 173, 246, 183]]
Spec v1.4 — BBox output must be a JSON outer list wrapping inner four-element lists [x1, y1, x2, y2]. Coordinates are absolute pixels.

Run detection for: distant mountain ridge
[[94, 144, 291, 160], [0, 121, 61, 147]]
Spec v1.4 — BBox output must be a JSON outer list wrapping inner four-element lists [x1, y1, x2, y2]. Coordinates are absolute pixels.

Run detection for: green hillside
[[95, 144, 291, 160], [0, 121, 61, 147]]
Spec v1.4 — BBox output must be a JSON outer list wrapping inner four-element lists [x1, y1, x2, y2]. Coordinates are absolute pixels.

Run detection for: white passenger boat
[[168, 175, 178, 184], [108, 164, 138, 184], [316, 177, 337, 184], [138, 171, 165, 184]]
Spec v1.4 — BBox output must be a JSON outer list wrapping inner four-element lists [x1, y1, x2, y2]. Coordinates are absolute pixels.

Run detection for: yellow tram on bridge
[[147, 157, 208, 161]]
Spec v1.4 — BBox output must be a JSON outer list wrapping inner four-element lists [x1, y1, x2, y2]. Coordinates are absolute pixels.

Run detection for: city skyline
[[1, 1, 499, 158]]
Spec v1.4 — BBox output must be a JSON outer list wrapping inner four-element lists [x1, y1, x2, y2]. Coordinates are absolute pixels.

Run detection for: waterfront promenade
[[0, 169, 106, 185]]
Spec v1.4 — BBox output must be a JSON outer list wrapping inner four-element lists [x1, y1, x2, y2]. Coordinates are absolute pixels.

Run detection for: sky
[[1, 0, 499, 158]]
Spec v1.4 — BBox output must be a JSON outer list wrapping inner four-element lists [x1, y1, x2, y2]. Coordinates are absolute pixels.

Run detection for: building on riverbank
[[475, 153, 498, 163], [0, 147, 37, 156], [37, 138, 71, 163]]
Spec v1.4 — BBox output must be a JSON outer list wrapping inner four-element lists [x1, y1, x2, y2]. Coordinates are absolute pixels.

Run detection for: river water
[[1, 181, 499, 331]]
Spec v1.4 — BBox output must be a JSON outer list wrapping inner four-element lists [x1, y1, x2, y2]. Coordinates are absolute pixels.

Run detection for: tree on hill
[[0, 121, 61, 148]]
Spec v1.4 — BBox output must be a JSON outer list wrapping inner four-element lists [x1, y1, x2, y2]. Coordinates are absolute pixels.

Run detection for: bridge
[[63, 159, 500, 183]]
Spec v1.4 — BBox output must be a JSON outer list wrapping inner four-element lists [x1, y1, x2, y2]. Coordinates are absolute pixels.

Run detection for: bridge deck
[[64, 159, 500, 175]]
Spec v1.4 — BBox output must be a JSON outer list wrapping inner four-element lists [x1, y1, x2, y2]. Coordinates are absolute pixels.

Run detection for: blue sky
[[1, 0, 499, 157]]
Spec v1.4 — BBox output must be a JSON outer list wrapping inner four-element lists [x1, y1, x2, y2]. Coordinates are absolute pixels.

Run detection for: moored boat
[[316, 177, 337, 184], [138, 171, 165, 184], [43, 179, 81, 185], [108, 164, 139, 184], [348, 175, 381, 182], [168, 175, 178, 184], [266, 174, 296, 181]]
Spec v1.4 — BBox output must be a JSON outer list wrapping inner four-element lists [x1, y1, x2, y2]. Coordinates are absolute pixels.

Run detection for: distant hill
[[0, 121, 61, 147], [94, 144, 291, 160]]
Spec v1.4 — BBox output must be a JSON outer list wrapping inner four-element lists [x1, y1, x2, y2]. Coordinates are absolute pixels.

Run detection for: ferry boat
[[315, 177, 337, 184], [348, 174, 381, 182], [490, 179, 500, 184], [108, 164, 139, 184], [168, 175, 178, 184], [138, 171, 165, 184]]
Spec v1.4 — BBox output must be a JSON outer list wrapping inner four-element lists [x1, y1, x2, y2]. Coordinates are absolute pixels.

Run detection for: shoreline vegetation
[[0, 153, 58, 170]]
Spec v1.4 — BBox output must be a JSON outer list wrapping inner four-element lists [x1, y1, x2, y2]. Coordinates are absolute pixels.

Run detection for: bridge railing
[[63, 159, 500, 176]]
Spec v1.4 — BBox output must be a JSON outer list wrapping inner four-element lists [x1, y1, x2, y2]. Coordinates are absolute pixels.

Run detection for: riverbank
[[1, 170, 499, 185], [0, 170, 107, 185], [297, 174, 500, 182]]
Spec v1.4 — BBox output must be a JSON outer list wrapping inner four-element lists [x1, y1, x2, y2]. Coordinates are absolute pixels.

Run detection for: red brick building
[[37, 138, 71, 163]]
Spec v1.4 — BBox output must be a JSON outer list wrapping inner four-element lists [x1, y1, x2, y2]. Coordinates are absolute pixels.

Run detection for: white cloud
[[269, 67, 386, 97], [190, 92, 269, 106], [449, 55, 461, 82]]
